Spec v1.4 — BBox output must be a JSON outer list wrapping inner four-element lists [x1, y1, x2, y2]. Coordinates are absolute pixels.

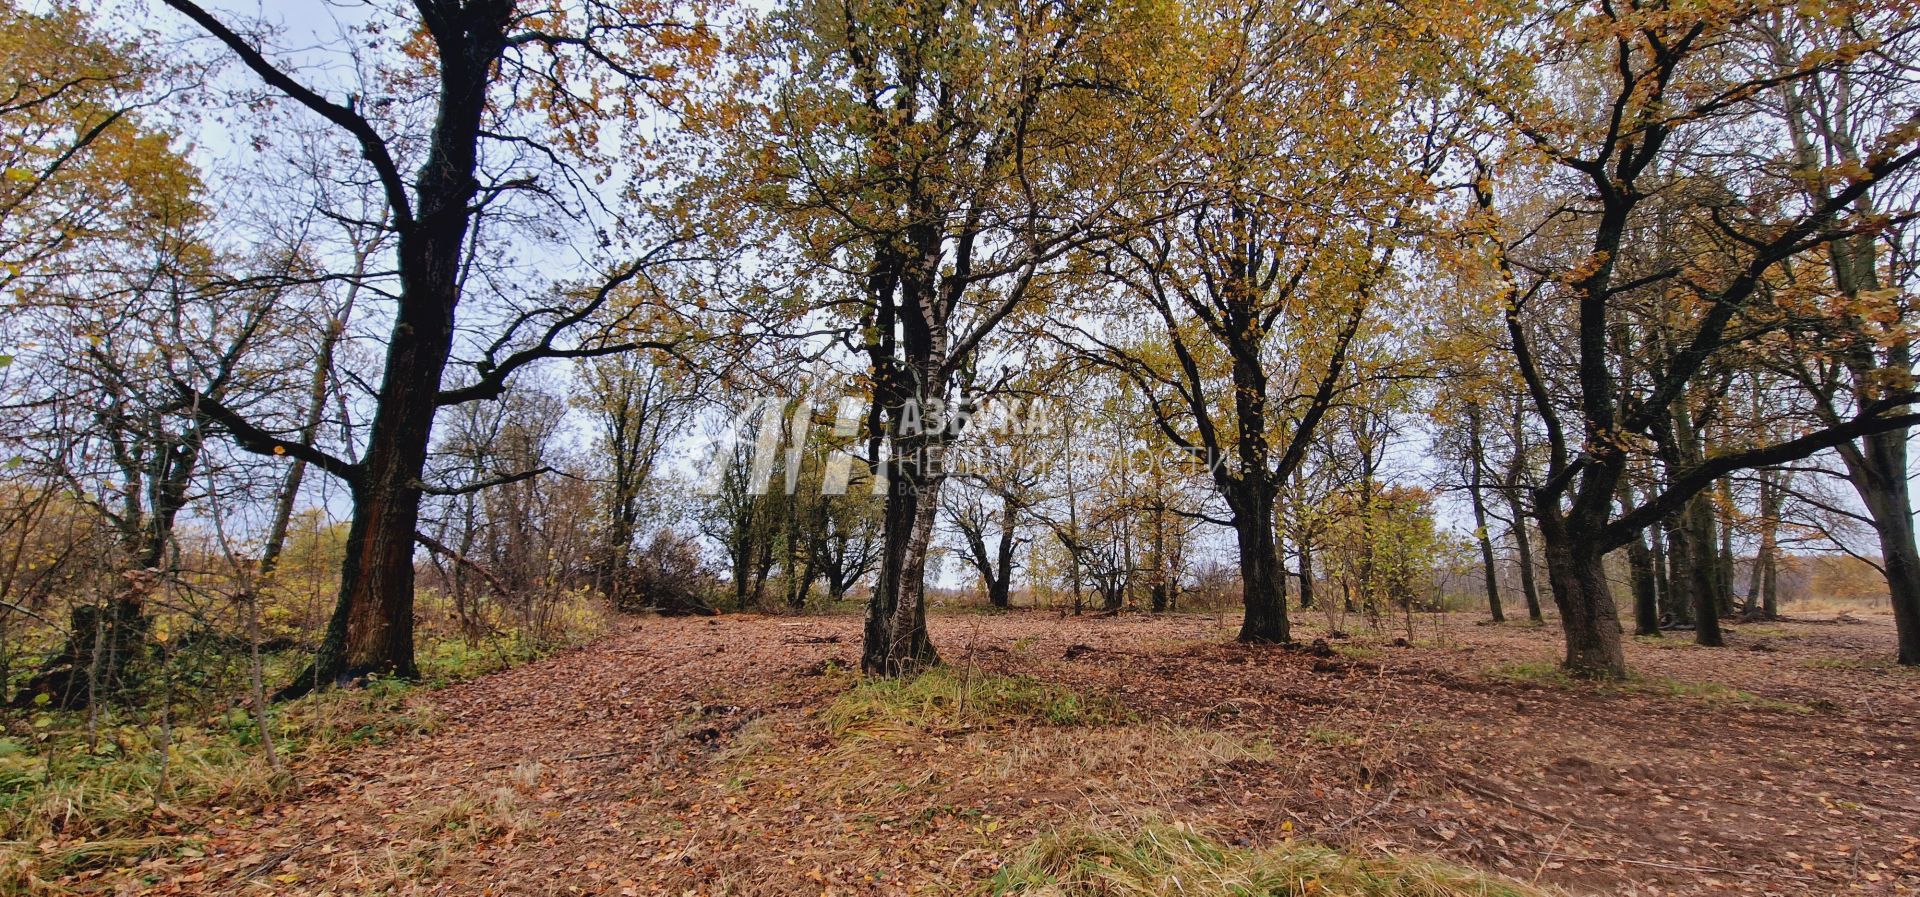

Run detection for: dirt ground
[[116, 609, 1918, 896]]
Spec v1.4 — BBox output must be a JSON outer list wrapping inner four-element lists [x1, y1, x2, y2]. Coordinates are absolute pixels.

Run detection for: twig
[[243, 845, 299, 879], [1323, 785, 1399, 834], [483, 749, 631, 771], [1510, 846, 1817, 881], [1531, 821, 1572, 885], [1444, 774, 1591, 830]]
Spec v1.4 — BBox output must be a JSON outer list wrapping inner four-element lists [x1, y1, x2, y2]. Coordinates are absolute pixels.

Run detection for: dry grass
[[821, 666, 1131, 737], [0, 672, 447, 893], [1777, 596, 1893, 616], [991, 821, 1553, 897]]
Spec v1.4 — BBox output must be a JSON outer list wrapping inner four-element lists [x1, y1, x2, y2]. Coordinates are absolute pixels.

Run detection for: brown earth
[[115, 610, 1919, 896]]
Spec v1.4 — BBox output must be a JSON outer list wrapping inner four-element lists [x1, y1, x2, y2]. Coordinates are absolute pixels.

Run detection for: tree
[[1456, 0, 1920, 676], [577, 352, 689, 608], [1758, 9, 1920, 663], [163, 0, 713, 693], [0, 1, 182, 297], [707, 0, 1176, 672], [1063, 0, 1444, 643]]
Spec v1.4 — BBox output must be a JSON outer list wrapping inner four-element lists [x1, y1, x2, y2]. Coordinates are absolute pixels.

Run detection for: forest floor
[[102, 609, 1917, 896]]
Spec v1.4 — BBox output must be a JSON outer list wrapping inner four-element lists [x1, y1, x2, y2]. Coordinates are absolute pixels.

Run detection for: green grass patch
[[1802, 656, 1911, 673], [1305, 726, 1361, 747], [823, 667, 1128, 736], [1484, 661, 1575, 687], [1627, 677, 1812, 713], [991, 821, 1550, 896], [1483, 662, 1809, 713]]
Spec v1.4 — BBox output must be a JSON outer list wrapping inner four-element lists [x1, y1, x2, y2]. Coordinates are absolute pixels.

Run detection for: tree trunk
[[990, 495, 1016, 609], [1658, 511, 1689, 624], [862, 439, 941, 675], [1844, 429, 1920, 664], [1744, 473, 1779, 618], [305, 378, 441, 690], [1626, 531, 1660, 637], [263, 245, 366, 577], [1504, 494, 1543, 621], [1298, 536, 1315, 610], [1620, 482, 1659, 636], [1470, 486, 1504, 623], [1685, 495, 1724, 647], [1716, 478, 1736, 615], [1466, 405, 1503, 621], [1539, 512, 1627, 678], [1762, 543, 1778, 618], [1232, 482, 1290, 643]]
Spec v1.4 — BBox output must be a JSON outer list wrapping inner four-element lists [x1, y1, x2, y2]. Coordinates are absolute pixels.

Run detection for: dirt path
[[132, 612, 1919, 896]]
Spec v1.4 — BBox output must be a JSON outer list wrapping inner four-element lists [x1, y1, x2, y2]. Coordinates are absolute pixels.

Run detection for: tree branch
[[413, 466, 551, 497], [1604, 405, 1920, 550], [159, 0, 414, 227], [177, 382, 362, 488]]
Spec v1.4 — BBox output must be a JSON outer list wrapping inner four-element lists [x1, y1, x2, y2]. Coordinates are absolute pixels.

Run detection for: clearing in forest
[[105, 612, 1920, 896]]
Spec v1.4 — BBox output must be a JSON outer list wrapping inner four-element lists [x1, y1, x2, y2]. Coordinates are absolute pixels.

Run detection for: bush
[[628, 530, 718, 616]]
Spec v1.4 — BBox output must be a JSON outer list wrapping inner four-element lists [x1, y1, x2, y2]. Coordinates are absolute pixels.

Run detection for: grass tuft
[[1484, 661, 1573, 687], [823, 667, 1128, 736], [991, 821, 1551, 897]]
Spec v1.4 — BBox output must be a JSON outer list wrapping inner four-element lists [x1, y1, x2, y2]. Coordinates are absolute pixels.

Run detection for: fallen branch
[[1443, 774, 1590, 831]]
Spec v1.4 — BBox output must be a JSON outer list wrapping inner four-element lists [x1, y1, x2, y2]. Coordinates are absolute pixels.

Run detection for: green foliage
[[1320, 485, 1455, 616], [991, 821, 1550, 896], [822, 668, 1128, 736]]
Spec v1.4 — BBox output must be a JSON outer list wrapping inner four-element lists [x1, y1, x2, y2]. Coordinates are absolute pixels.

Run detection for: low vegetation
[[0, 620, 594, 891], [822, 668, 1131, 736], [992, 822, 1550, 897]]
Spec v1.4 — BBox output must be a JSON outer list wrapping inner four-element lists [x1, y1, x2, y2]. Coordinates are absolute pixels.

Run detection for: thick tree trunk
[[986, 575, 1011, 610], [1232, 482, 1289, 643], [862, 440, 941, 675], [1684, 496, 1724, 647], [286, 227, 469, 696], [307, 353, 442, 689], [989, 497, 1016, 609], [1539, 512, 1627, 678]]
